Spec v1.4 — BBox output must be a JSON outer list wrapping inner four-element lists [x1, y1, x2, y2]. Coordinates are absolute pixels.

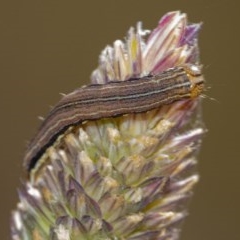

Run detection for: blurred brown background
[[0, 0, 239, 239]]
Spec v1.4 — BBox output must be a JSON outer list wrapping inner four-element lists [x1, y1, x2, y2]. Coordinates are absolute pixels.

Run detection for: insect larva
[[24, 64, 204, 173]]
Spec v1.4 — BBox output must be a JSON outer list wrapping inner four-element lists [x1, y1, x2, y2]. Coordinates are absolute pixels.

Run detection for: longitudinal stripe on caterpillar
[[24, 64, 204, 174]]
